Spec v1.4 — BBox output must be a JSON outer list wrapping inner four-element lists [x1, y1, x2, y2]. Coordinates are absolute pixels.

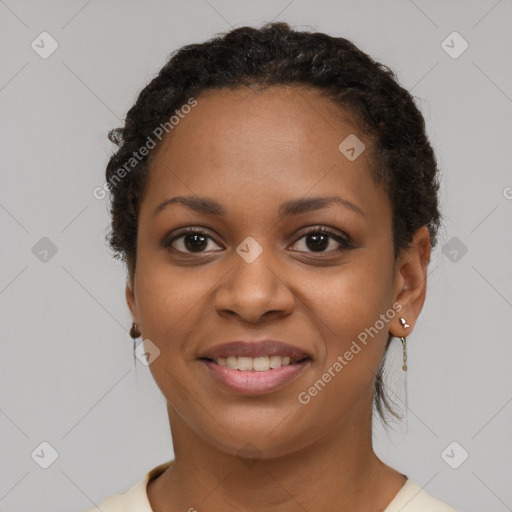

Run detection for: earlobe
[[125, 281, 138, 323], [390, 226, 432, 337]]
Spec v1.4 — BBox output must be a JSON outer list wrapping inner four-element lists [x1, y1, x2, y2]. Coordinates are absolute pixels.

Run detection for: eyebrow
[[153, 195, 365, 219]]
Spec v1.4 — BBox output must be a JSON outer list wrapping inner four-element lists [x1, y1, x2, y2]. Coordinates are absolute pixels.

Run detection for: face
[[126, 85, 430, 458]]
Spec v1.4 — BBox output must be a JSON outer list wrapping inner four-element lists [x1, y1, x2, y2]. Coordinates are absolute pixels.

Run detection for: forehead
[[151, 84, 368, 165], [142, 85, 386, 221]]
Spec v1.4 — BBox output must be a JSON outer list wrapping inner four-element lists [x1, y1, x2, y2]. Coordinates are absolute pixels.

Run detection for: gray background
[[1, 1, 511, 511]]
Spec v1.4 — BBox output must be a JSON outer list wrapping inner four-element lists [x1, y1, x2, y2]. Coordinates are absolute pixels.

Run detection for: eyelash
[[162, 226, 354, 256]]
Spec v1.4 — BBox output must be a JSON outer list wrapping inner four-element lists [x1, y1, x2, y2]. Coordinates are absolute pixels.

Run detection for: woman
[[87, 22, 458, 512]]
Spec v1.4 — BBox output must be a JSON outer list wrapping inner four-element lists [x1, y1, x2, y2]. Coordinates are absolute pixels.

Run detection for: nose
[[213, 247, 295, 324]]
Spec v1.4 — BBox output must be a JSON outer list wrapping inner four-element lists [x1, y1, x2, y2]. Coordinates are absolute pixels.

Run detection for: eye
[[162, 226, 353, 256], [162, 227, 223, 254], [290, 226, 353, 254]]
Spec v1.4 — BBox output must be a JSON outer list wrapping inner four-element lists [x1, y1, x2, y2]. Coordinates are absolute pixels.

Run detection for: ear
[[389, 226, 432, 338], [125, 277, 139, 325]]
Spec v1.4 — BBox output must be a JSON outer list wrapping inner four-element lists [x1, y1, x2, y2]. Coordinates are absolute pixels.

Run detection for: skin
[[126, 84, 431, 512]]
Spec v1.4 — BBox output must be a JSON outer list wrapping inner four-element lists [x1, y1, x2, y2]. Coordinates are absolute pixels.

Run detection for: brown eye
[[163, 228, 223, 254], [290, 227, 353, 254]]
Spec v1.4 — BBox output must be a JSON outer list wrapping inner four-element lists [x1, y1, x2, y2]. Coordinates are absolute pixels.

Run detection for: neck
[[147, 397, 405, 512]]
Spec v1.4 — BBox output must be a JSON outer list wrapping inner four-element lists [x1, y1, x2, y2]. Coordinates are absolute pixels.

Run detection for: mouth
[[198, 340, 312, 395]]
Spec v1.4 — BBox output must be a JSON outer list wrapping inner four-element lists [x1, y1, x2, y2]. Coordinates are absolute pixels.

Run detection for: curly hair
[[104, 21, 441, 428]]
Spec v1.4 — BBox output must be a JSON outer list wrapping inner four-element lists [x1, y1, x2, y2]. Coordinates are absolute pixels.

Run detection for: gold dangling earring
[[399, 317, 409, 372], [400, 336, 407, 372], [129, 322, 141, 339], [398, 316, 410, 427], [129, 322, 141, 368]]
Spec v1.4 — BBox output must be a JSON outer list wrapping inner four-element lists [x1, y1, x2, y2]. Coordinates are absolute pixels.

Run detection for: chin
[[192, 412, 321, 461]]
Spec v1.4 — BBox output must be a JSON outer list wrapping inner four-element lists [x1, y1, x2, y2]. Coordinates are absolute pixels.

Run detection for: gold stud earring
[[399, 317, 410, 329]]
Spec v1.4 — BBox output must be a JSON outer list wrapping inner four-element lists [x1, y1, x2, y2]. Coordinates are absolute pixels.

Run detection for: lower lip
[[201, 359, 310, 395]]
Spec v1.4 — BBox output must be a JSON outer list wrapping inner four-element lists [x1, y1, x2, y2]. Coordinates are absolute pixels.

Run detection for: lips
[[198, 340, 312, 395]]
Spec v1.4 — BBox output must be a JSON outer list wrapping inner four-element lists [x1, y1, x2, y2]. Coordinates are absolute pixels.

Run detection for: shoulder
[[81, 461, 172, 512], [384, 479, 459, 512], [81, 477, 150, 512]]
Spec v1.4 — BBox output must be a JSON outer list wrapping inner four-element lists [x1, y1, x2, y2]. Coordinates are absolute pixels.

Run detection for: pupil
[[185, 234, 207, 252], [307, 233, 328, 251]]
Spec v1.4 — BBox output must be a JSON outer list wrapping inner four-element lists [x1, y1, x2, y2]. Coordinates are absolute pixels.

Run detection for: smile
[[197, 339, 312, 395], [200, 357, 311, 395]]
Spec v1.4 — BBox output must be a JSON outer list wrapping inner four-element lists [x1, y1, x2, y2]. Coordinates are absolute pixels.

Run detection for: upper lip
[[198, 340, 312, 362]]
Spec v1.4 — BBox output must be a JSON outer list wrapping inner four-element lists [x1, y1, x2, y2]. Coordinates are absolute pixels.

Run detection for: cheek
[[291, 266, 393, 427], [305, 253, 395, 389], [310, 258, 393, 336], [134, 255, 211, 342], [134, 261, 207, 405]]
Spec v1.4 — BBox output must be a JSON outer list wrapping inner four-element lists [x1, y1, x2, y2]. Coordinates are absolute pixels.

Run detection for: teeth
[[238, 357, 253, 371], [215, 355, 294, 371], [270, 355, 282, 369], [253, 356, 269, 371]]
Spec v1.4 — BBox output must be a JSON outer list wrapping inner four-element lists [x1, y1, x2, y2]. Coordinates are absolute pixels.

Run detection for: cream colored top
[[84, 461, 459, 512]]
